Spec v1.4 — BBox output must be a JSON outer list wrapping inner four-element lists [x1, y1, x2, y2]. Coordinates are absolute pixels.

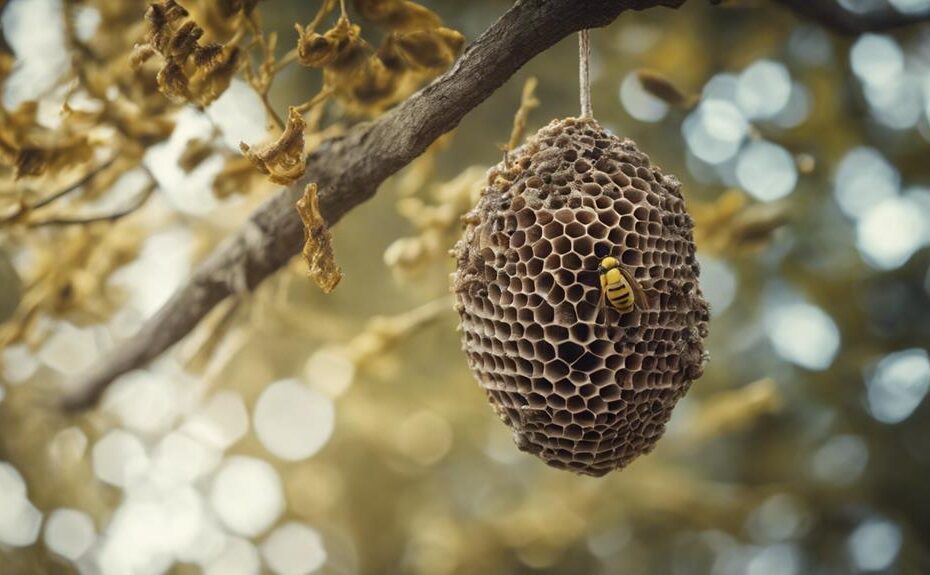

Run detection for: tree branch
[[773, 0, 930, 34], [26, 182, 155, 228], [60, 0, 688, 411]]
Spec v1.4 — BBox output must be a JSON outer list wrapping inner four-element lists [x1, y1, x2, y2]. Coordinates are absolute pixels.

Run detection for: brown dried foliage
[[240, 107, 307, 185], [132, 0, 241, 107], [693, 190, 791, 255], [636, 69, 697, 109], [0, 102, 94, 180], [295, 0, 464, 115], [296, 183, 342, 293]]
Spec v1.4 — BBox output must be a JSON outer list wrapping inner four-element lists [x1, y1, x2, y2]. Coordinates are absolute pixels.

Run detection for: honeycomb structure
[[453, 117, 709, 476]]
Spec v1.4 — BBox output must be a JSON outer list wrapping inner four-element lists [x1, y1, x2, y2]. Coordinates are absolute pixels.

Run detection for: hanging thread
[[579, 29, 593, 119]]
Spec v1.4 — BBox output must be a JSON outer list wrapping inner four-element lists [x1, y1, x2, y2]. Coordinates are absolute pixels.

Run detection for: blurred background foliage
[[1, 0, 930, 574]]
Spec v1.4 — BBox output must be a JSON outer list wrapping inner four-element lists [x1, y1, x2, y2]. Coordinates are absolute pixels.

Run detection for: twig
[[772, 0, 930, 34], [0, 156, 118, 225], [61, 0, 689, 411], [26, 183, 156, 228], [294, 86, 335, 114]]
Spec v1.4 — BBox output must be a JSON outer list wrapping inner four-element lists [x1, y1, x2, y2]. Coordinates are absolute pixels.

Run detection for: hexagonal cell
[[542, 221, 564, 239], [565, 222, 585, 239], [587, 221, 608, 239], [566, 395, 586, 413], [611, 171, 631, 187], [552, 236, 571, 255], [574, 159, 592, 174], [533, 304, 555, 325], [558, 341, 585, 364], [581, 182, 601, 197], [553, 304, 577, 327]]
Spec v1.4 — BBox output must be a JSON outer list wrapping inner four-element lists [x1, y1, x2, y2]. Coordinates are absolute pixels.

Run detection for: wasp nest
[[453, 117, 709, 476]]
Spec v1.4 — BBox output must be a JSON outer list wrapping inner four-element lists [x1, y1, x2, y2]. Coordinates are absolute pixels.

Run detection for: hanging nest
[[453, 117, 709, 476]]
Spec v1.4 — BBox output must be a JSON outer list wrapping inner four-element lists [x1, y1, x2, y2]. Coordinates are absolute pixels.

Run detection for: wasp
[[598, 256, 649, 315]]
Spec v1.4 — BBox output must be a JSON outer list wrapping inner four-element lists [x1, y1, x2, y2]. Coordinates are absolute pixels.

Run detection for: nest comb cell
[[452, 30, 709, 477]]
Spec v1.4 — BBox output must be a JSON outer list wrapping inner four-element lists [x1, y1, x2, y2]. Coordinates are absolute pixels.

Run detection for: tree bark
[[61, 0, 689, 410]]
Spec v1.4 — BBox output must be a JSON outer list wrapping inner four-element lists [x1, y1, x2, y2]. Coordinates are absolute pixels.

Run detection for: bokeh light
[[856, 194, 930, 269], [736, 60, 792, 120], [0, 463, 42, 548], [765, 302, 841, 371], [204, 537, 262, 575], [254, 378, 335, 461], [92, 429, 149, 488], [260, 522, 327, 575], [810, 434, 869, 485], [209, 456, 284, 537], [848, 518, 903, 572], [43, 508, 97, 561], [683, 100, 749, 164], [866, 348, 930, 424], [833, 147, 900, 220], [619, 71, 669, 123], [735, 140, 798, 202]]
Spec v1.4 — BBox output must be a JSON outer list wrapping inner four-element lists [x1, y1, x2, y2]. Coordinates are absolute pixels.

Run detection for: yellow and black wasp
[[597, 256, 649, 315]]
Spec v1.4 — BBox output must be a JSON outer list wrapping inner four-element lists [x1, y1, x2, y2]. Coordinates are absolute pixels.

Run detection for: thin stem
[[0, 155, 118, 226], [294, 85, 335, 114], [26, 183, 156, 228], [340, 0, 348, 19], [579, 29, 592, 119], [274, 48, 298, 72]]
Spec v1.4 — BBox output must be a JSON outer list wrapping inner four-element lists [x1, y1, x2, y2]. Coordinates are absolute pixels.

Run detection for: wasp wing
[[619, 266, 650, 310]]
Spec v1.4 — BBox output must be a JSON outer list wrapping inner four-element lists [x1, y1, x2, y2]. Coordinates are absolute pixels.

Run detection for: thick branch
[[61, 0, 687, 411], [773, 0, 930, 34]]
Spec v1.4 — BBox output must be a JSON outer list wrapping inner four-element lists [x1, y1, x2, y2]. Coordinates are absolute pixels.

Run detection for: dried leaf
[[296, 16, 370, 70], [692, 190, 791, 255], [636, 69, 696, 109], [507, 77, 540, 152], [391, 27, 464, 70], [240, 107, 307, 185], [139, 0, 240, 106], [213, 155, 264, 198], [690, 379, 783, 440], [190, 45, 240, 106], [178, 137, 215, 172], [296, 183, 342, 293], [727, 201, 792, 248], [0, 102, 95, 180], [355, 0, 442, 33], [0, 248, 22, 323]]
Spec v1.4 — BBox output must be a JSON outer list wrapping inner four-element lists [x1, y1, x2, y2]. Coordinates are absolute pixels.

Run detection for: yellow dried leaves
[[297, 16, 369, 70], [507, 77, 540, 153], [384, 165, 485, 281], [294, 0, 464, 115], [689, 379, 783, 441], [0, 102, 94, 180], [693, 190, 792, 255], [296, 183, 342, 293], [131, 0, 240, 107], [356, 0, 442, 32], [240, 107, 307, 185]]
